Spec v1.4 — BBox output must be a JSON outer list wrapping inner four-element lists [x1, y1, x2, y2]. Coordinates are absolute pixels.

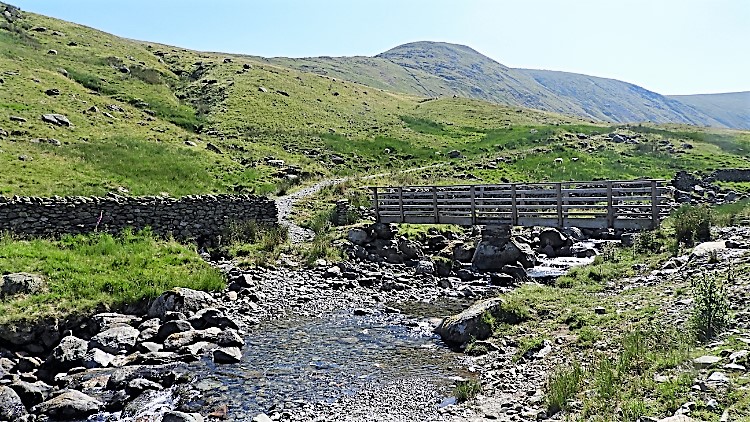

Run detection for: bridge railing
[[370, 179, 669, 229]]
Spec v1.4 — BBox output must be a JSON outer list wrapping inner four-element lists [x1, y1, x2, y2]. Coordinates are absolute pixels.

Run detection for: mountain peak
[[377, 41, 509, 71]]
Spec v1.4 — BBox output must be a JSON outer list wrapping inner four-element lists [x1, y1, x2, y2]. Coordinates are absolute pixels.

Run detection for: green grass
[[714, 199, 750, 226], [453, 378, 482, 402], [0, 230, 224, 323], [2, 8, 748, 199]]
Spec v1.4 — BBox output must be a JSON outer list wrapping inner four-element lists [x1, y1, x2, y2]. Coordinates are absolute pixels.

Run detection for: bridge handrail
[[370, 179, 669, 230]]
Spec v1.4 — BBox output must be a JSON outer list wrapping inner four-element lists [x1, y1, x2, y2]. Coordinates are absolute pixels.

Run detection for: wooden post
[[432, 186, 439, 224], [470, 185, 476, 225], [650, 180, 659, 229], [510, 184, 518, 226], [398, 187, 404, 223], [606, 181, 614, 229], [372, 187, 380, 223], [555, 182, 563, 228]]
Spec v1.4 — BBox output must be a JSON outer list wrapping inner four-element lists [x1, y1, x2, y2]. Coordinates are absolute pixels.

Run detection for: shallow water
[[191, 311, 463, 418], [91, 306, 467, 421]]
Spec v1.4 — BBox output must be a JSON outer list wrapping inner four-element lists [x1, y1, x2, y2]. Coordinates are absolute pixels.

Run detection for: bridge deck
[[371, 180, 669, 230]]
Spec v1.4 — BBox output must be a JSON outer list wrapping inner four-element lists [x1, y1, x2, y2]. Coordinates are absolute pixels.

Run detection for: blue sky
[[12, 0, 749, 95]]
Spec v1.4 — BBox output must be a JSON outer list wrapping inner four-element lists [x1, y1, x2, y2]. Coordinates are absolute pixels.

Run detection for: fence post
[[511, 184, 518, 226], [650, 180, 659, 229], [432, 186, 439, 224], [470, 185, 476, 225], [606, 181, 614, 229], [372, 187, 380, 223], [555, 182, 563, 228], [398, 187, 404, 223]]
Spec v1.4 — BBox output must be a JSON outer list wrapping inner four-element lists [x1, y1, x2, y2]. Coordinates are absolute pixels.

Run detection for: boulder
[[206, 142, 223, 154], [414, 259, 435, 276], [157, 320, 193, 340], [213, 347, 242, 364], [538, 228, 569, 248], [0, 273, 45, 298], [44, 335, 88, 372], [489, 273, 514, 286], [0, 386, 27, 420], [41, 113, 71, 127], [32, 390, 102, 419], [452, 242, 476, 263], [398, 238, 423, 259], [148, 288, 218, 319], [81, 348, 115, 369], [189, 308, 239, 330], [371, 222, 397, 240], [9, 380, 53, 408], [164, 327, 221, 351], [347, 228, 372, 246], [91, 313, 141, 332], [89, 325, 140, 354], [163, 410, 205, 422], [435, 297, 524, 346], [472, 239, 536, 271]]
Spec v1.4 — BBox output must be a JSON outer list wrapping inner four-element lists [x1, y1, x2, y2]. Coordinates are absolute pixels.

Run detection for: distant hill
[[268, 41, 741, 129], [518, 69, 723, 127], [667, 92, 750, 130]]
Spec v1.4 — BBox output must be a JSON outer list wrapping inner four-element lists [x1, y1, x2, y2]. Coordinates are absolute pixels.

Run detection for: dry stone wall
[[0, 194, 277, 241], [708, 169, 750, 183]]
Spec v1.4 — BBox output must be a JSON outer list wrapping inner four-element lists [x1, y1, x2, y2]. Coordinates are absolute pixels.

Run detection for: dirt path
[[275, 164, 446, 244]]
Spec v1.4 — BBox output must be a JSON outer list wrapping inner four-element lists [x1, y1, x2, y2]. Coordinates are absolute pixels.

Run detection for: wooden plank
[[398, 187, 404, 223], [372, 187, 381, 223], [555, 183, 563, 228], [470, 185, 476, 225], [432, 186, 439, 224], [510, 184, 518, 226], [651, 180, 659, 229]]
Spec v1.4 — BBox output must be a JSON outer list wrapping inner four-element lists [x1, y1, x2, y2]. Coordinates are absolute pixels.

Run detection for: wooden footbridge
[[370, 179, 669, 230]]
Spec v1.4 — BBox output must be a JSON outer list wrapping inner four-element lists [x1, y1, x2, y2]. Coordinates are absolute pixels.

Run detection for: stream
[[93, 301, 472, 421]]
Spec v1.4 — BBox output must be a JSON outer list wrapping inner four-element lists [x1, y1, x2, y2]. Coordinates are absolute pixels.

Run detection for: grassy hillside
[[519, 69, 722, 127], [668, 91, 750, 130], [263, 41, 734, 128], [0, 4, 748, 201]]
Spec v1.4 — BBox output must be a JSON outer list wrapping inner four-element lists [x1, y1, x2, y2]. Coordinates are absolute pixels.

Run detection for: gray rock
[[371, 222, 397, 240], [538, 228, 569, 248], [89, 325, 140, 354], [41, 113, 71, 127], [253, 413, 273, 422], [0, 385, 27, 420], [414, 259, 435, 275], [157, 320, 193, 340], [215, 328, 245, 347], [489, 273, 514, 286], [213, 347, 242, 364], [148, 288, 218, 319], [45, 336, 88, 372], [473, 239, 536, 271], [435, 297, 524, 345], [9, 380, 52, 407], [398, 238, 423, 259], [164, 327, 221, 351], [347, 228, 372, 246], [189, 308, 239, 330], [163, 410, 204, 422], [206, 142, 223, 154], [91, 313, 140, 332], [82, 348, 115, 369], [32, 389, 102, 419], [452, 242, 476, 263], [693, 355, 722, 369], [0, 273, 45, 298]]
